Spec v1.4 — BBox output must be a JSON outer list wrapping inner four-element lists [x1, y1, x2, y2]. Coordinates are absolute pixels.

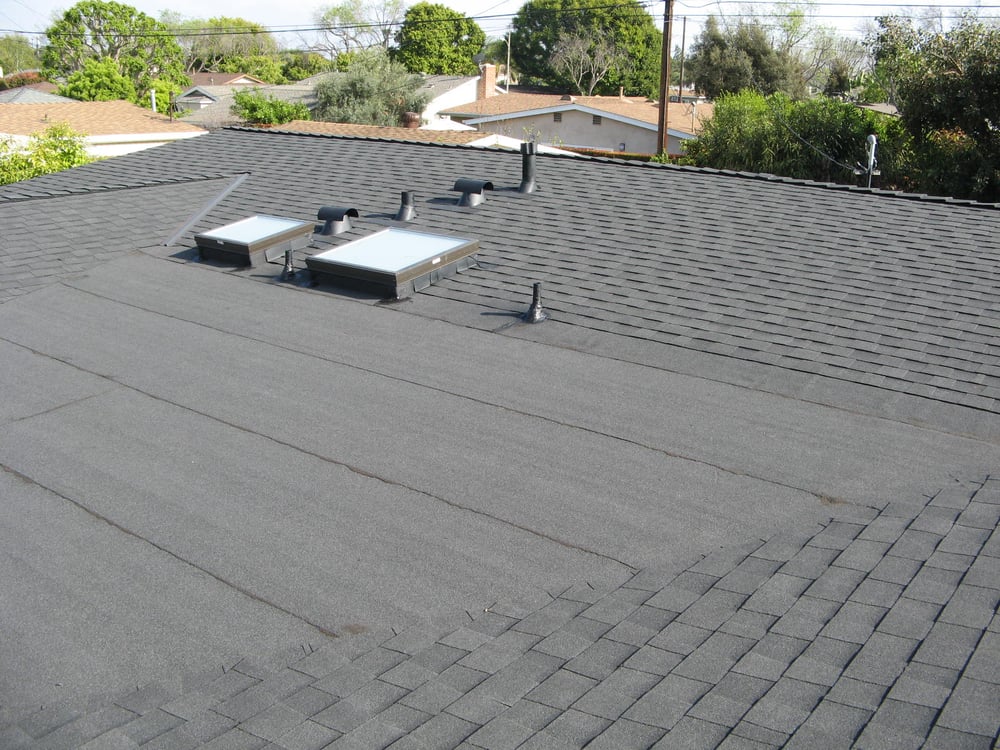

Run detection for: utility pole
[[656, 0, 675, 156], [677, 16, 686, 101], [506, 31, 511, 93]]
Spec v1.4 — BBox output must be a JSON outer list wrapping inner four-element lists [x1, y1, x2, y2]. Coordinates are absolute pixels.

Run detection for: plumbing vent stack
[[317, 206, 359, 235], [524, 282, 549, 323], [453, 178, 493, 207], [395, 191, 416, 222], [519, 142, 537, 194]]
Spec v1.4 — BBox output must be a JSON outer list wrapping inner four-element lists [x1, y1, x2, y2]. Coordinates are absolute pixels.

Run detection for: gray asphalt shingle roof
[[0, 127, 997, 749]]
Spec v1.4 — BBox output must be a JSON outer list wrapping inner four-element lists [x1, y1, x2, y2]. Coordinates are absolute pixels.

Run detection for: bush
[[0, 124, 92, 185], [230, 89, 310, 125]]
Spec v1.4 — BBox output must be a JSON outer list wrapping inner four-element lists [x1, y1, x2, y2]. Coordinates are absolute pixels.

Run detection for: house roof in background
[[0, 100, 206, 136], [0, 128, 998, 747], [442, 94, 713, 135], [179, 83, 318, 129], [0, 87, 74, 104], [275, 119, 491, 144], [419, 73, 477, 98], [188, 72, 268, 87]]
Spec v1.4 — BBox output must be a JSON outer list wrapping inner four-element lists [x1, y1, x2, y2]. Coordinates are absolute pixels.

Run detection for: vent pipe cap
[[519, 142, 537, 194], [317, 206, 359, 235], [453, 178, 493, 207]]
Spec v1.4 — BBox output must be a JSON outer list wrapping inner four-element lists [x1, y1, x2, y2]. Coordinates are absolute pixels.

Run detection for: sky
[[0, 0, 994, 52]]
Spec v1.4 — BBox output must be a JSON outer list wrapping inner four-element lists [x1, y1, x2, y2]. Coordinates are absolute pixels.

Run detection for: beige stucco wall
[[468, 109, 688, 155]]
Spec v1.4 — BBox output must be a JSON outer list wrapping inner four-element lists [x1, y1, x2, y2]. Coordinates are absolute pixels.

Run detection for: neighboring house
[[1, 128, 998, 748], [438, 66, 712, 155], [178, 82, 316, 129], [275, 119, 578, 154], [417, 66, 506, 126], [0, 100, 206, 157], [174, 73, 271, 113], [181, 66, 507, 131]]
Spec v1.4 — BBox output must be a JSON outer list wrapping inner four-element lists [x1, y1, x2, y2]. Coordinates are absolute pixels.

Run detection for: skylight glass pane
[[311, 228, 473, 273], [199, 215, 308, 244]]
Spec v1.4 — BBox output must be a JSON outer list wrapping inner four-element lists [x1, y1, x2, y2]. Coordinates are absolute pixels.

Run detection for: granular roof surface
[[0, 128, 997, 748]]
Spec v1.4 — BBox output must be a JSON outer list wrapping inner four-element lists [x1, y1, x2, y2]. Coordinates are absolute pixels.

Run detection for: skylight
[[306, 227, 478, 299], [195, 215, 313, 267]]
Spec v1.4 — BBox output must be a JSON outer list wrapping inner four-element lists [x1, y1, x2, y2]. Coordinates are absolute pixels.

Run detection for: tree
[[168, 16, 279, 75], [280, 51, 337, 82], [58, 56, 137, 101], [0, 35, 39, 75], [231, 89, 311, 125], [394, 3, 485, 75], [0, 124, 92, 185], [550, 32, 623, 95], [218, 55, 286, 84], [42, 1, 188, 100], [314, 0, 407, 56], [682, 90, 912, 187], [313, 48, 429, 125], [867, 14, 1000, 201], [510, 0, 661, 96], [686, 16, 804, 99]]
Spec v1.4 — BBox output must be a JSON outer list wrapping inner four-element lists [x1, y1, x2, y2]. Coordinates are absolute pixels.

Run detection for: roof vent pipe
[[395, 191, 416, 221], [317, 206, 359, 235], [523, 282, 549, 323], [453, 178, 493, 207], [519, 142, 537, 194]]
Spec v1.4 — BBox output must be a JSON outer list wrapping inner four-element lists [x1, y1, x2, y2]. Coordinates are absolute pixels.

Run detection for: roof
[[275, 119, 493, 145], [180, 84, 317, 129], [442, 93, 713, 135], [419, 73, 477, 98], [188, 72, 268, 87], [0, 100, 206, 136], [0, 88, 74, 104], [0, 128, 997, 747]]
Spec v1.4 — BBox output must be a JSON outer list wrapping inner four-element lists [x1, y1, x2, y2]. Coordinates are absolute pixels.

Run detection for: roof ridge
[[536, 151, 1000, 211], [0, 173, 245, 203]]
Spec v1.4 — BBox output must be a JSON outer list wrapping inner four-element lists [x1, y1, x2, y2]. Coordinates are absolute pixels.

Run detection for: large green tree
[[683, 90, 912, 187], [867, 14, 1000, 201], [42, 1, 188, 100], [687, 16, 804, 99], [313, 48, 429, 125], [280, 51, 337, 82], [394, 2, 485, 75], [510, 0, 661, 96], [0, 35, 39, 75], [167, 15, 280, 76]]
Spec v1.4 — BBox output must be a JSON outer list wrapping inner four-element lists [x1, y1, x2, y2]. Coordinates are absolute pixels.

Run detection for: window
[[553, 112, 562, 123], [592, 115, 602, 125]]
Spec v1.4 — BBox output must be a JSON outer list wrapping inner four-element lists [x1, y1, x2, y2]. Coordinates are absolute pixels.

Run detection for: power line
[[2, 0, 995, 39]]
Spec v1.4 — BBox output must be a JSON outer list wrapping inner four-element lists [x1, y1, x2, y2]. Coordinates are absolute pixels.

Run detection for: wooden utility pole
[[656, 0, 675, 156]]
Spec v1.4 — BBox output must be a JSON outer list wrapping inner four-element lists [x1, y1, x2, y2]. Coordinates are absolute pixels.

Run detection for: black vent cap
[[453, 178, 493, 207], [317, 206, 359, 235]]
